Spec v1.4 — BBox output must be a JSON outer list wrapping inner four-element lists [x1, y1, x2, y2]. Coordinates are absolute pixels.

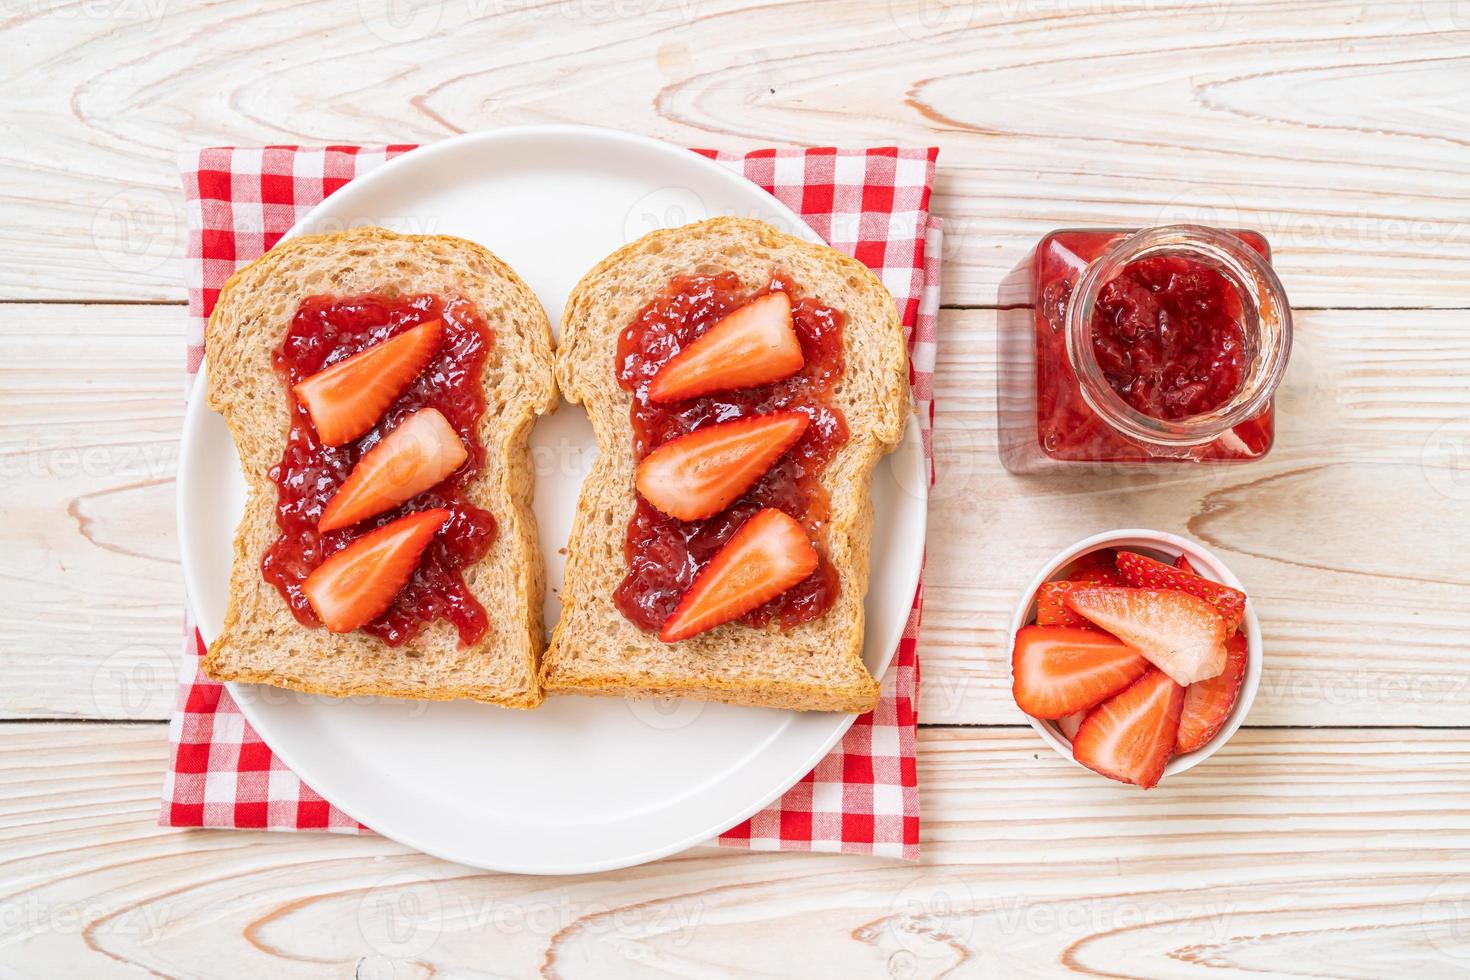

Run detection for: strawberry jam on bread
[[613, 269, 849, 636], [543, 218, 910, 713], [200, 229, 557, 708], [262, 292, 495, 648]]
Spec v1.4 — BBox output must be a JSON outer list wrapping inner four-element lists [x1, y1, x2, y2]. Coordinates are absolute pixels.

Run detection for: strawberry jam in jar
[[1000, 225, 1291, 471]]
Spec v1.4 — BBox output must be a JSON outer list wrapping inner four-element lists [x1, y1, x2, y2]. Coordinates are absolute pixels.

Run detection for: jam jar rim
[[1062, 223, 1293, 449]]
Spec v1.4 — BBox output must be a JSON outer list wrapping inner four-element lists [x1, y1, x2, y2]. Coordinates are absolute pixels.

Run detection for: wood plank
[[1, 723, 1468, 977], [0, 305, 184, 721], [5, 304, 1467, 724], [2, 1, 1469, 305]]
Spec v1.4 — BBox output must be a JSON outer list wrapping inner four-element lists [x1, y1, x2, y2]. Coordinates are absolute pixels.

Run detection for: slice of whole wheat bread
[[542, 217, 911, 712], [201, 228, 558, 708]]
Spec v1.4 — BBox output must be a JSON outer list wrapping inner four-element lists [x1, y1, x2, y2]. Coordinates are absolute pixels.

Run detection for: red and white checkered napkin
[[163, 144, 941, 861]]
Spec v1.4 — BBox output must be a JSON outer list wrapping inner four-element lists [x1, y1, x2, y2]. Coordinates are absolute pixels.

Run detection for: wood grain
[[6, 3, 1469, 975], [7, 304, 1467, 725], [0, 304, 183, 721], [1, 723, 1468, 978], [2, 0, 1469, 305]]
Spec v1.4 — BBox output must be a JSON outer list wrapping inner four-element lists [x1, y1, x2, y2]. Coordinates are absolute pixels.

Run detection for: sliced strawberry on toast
[[1065, 586, 1227, 686], [1116, 550, 1246, 631], [1035, 580, 1091, 627], [1072, 669, 1185, 789], [1011, 625, 1151, 719], [648, 291, 803, 403], [1176, 632, 1249, 753], [636, 411, 809, 522], [319, 408, 468, 532], [302, 508, 450, 633], [293, 319, 443, 446], [658, 508, 818, 643]]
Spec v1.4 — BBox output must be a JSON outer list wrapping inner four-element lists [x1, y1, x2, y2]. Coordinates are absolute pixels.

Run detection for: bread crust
[[200, 228, 558, 709], [542, 217, 911, 713]]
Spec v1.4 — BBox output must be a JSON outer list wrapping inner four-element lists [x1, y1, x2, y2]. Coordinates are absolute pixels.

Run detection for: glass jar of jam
[[999, 224, 1292, 471]]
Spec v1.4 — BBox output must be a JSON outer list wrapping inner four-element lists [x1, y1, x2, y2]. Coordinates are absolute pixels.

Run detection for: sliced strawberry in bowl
[[1065, 586, 1227, 686], [1116, 550, 1246, 631], [293, 319, 443, 446], [636, 411, 809, 522], [1035, 580, 1091, 627], [1176, 632, 1249, 754], [658, 508, 818, 643], [648, 291, 803, 403], [1011, 625, 1150, 719], [319, 408, 468, 532], [1055, 711, 1086, 742], [302, 508, 450, 634], [1072, 669, 1185, 789], [1066, 549, 1123, 585]]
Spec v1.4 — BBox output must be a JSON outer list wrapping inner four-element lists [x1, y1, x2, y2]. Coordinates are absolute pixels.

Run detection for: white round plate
[[178, 125, 928, 874]]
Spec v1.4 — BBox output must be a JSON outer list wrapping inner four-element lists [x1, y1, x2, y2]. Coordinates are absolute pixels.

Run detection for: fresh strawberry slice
[[648, 292, 803, 403], [1074, 566, 1123, 586], [636, 411, 809, 522], [1176, 633, 1249, 753], [1174, 554, 1198, 575], [1012, 625, 1150, 719], [1115, 551, 1246, 631], [1072, 669, 1185, 789], [319, 408, 468, 532], [293, 320, 443, 446], [1035, 580, 1091, 627], [302, 508, 450, 633], [1067, 549, 1122, 584], [1065, 587, 1227, 686], [1056, 711, 1086, 742], [658, 508, 818, 643]]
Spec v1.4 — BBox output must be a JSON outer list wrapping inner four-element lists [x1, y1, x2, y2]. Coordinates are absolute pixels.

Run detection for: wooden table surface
[[4, 1, 1469, 976]]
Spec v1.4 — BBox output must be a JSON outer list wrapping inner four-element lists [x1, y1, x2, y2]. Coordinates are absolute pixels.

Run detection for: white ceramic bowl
[[1009, 529, 1261, 781]]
